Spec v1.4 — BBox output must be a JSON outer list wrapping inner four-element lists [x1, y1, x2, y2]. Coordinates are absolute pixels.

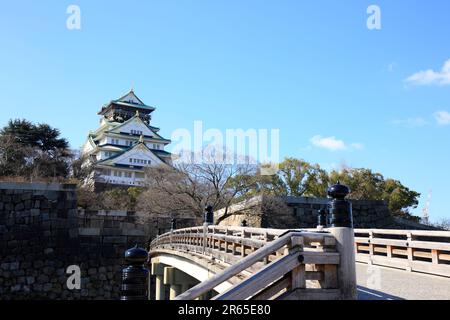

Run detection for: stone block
[[68, 228, 78, 238], [0, 225, 8, 234], [11, 284, 21, 292], [26, 276, 35, 285], [37, 274, 49, 283], [101, 228, 122, 236], [103, 236, 127, 244], [78, 228, 100, 236], [43, 283, 52, 292]]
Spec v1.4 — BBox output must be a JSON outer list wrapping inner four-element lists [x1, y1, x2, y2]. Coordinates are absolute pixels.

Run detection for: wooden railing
[[150, 226, 356, 300], [355, 229, 450, 277]]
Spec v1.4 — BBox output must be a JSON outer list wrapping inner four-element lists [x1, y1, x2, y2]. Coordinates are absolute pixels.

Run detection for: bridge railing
[[150, 226, 356, 300], [354, 229, 450, 277]]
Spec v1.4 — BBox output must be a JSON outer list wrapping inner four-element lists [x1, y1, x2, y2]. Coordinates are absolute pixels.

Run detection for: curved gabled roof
[[99, 89, 156, 113], [96, 136, 172, 165]]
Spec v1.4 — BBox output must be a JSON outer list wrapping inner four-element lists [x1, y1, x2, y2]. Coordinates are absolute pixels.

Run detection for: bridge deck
[[356, 263, 450, 300]]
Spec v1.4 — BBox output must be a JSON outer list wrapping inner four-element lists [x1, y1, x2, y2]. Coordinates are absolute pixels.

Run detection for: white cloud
[[405, 59, 450, 86], [310, 135, 363, 152], [390, 117, 429, 128], [434, 110, 450, 125], [310, 135, 346, 151]]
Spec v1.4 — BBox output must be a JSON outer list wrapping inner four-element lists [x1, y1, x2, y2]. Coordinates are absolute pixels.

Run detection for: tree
[[251, 159, 421, 219], [136, 149, 258, 223], [0, 119, 71, 179], [70, 150, 98, 183], [329, 167, 420, 218], [381, 178, 420, 217], [329, 168, 384, 200], [0, 133, 31, 176], [255, 158, 329, 197], [77, 187, 143, 211], [432, 218, 450, 230], [102, 187, 142, 211]]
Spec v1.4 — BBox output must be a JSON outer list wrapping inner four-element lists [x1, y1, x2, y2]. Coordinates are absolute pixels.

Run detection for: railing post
[[171, 218, 177, 231], [204, 205, 214, 226], [203, 224, 207, 255], [121, 244, 149, 300], [327, 182, 357, 300], [203, 205, 214, 254], [317, 209, 328, 230]]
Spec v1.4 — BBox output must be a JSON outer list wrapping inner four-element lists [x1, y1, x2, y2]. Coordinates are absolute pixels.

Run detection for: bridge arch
[[150, 250, 236, 294]]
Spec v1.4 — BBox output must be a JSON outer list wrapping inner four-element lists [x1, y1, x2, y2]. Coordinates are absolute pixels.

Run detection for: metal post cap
[[124, 244, 148, 264], [327, 181, 350, 199]]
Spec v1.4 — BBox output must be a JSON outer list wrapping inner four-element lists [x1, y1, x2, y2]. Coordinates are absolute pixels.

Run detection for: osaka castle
[[81, 89, 172, 189]]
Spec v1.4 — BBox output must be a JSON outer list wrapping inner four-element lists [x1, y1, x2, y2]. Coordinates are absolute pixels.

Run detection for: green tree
[[382, 178, 420, 217], [256, 158, 329, 197], [0, 119, 71, 179], [330, 167, 420, 218], [329, 168, 384, 200], [253, 159, 420, 219]]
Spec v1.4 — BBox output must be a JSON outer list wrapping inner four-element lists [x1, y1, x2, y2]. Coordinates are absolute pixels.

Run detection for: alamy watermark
[[66, 5, 81, 30], [367, 5, 381, 30], [366, 264, 382, 290], [171, 121, 280, 175], [66, 265, 81, 290]]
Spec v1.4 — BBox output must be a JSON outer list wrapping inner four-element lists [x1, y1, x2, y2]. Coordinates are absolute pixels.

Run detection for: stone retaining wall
[[216, 195, 435, 230], [0, 182, 147, 300]]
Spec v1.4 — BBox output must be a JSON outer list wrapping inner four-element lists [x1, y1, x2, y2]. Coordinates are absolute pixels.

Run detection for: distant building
[[81, 89, 172, 189]]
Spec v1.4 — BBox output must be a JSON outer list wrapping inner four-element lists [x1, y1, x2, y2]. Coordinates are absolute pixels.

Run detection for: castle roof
[[96, 136, 171, 168], [98, 89, 156, 115]]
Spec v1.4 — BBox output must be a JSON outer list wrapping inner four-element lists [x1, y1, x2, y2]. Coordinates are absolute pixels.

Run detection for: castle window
[[113, 170, 121, 177], [135, 172, 145, 179]]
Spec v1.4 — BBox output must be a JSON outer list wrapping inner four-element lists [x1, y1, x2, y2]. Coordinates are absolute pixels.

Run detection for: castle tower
[[81, 89, 172, 189]]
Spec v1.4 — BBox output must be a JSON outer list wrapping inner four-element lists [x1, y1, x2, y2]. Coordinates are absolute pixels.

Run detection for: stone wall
[[0, 182, 148, 300], [216, 195, 435, 230]]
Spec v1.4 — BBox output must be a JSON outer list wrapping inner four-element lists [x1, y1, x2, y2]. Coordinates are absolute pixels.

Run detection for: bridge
[[138, 183, 450, 301], [147, 225, 450, 300]]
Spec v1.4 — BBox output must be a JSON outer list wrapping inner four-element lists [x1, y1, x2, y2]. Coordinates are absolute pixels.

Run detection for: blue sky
[[0, 1, 449, 222]]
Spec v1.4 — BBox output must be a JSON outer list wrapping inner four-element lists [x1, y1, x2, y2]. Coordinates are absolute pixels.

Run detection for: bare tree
[[136, 147, 258, 223], [261, 196, 298, 229], [431, 218, 450, 230]]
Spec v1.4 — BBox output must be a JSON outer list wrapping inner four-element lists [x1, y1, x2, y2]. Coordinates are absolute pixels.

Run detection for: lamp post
[[120, 244, 149, 300], [326, 181, 356, 300], [327, 181, 353, 228]]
